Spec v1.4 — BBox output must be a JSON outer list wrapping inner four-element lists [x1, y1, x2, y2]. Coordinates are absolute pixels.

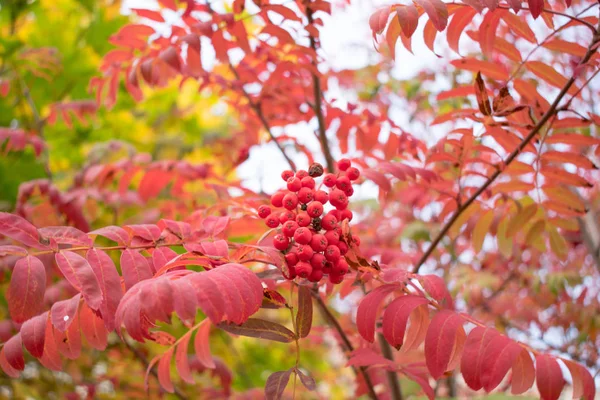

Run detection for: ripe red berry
[[351, 235, 361, 246], [340, 209, 353, 222], [285, 251, 298, 267], [284, 265, 297, 280], [314, 190, 329, 204], [296, 170, 309, 179], [297, 187, 315, 204], [258, 205, 271, 219], [282, 220, 299, 237], [266, 215, 280, 228], [271, 191, 285, 207], [294, 227, 312, 245], [338, 158, 351, 171], [307, 201, 324, 218], [346, 167, 360, 181], [323, 174, 337, 188], [336, 175, 351, 191], [324, 230, 340, 246], [308, 268, 324, 282], [322, 261, 333, 274], [325, 245, 341, 262], [295, 261, 312, 278], [344, 186, 354, 197], [301, 176, 315, 189], [329, 189, 348, 210], [283, 193, 299, 210], [333, 259, 349, 275], [338, 241, 348, 255], [297, 244, 314, 261], [310, 234, 328, 252], [296, 212, 311, 227], [287, 177, 302, 192], [279, 211, 295, 224], [321, 214, 338, 231], [329, 272, 344, 284], [281, 170, 294, 181], [273, 234, 290, 251], [310, 253, 327, 270]]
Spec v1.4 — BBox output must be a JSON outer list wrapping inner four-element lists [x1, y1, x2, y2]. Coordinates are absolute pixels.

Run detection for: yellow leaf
[[506, 203, 538, 238], [449, 202, 480, 238], [496, 217, 513, 258], [525, 220, 546, 251], [548, 225, 568, 260], [472, 209, 494, 253]]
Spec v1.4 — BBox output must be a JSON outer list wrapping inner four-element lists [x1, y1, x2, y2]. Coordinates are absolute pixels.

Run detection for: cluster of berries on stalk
[[258, 159, 361, 284]]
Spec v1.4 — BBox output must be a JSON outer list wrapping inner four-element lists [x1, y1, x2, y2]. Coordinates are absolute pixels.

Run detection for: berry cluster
[[258, 159, 361, 284]]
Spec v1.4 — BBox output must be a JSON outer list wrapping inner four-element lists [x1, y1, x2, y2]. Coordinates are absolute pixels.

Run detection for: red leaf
[[86, 249, 123, 331], [80, 303, 108, 350], [447, 7, 477, 54], [265, 369, 292, 400], [527, 61, 579, 96], [138, 169, 172, 202], [424, 310, 464, 378], [347, 348, 395, 369], [51, 294, 80, 332], [38, 226, 92, 247], [451, 58, 509, 80], [202, 216, 230, 237], [475, 72, 492, 116], [21, 313, 47, 358], [382, 295, 429, 349], [0, 348, 20, 377], [54, 310, 81, 360], [295, 367, 316, 391], [527, 0, 543, 18], [296, 286, 313, 338], [362, 169, 392, 193], [4, 333, 24, 370], [158, 347, 175, 393], [562, 359, 595, 400], [55, 251, 102, 310], [480, 335, 522, 391], [414, 0, 448, 31], [194, 319, 215, 369], [357, 284, 399, 342], [536, 354, 565, 400], [39, 317, 62, 370], [419, 275, 454, 309], [152, 247, 178, 272], [124, 224, 161, 242], [396, 4, 419, 38], [0, 212, 48, 249], [89, 225, 129, 245], [176, 331, 194, 384], [369, 7, 391, 36], [381, 268, 410, 284], [120, 249, 154, 290], [460, 327, 499, 390], [131, 8, 165, 22], [218, 318, 296, 343], [8, 255, 46, 323], [0, 245, 27, 257], [511, 349, 535, 394]]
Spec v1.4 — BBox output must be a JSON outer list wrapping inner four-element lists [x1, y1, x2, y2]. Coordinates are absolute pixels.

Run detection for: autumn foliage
[[1, 0, 600, 398]]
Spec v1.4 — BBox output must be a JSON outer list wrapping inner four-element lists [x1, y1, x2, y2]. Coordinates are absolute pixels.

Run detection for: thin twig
[[413, 19, 600, 273], [377, 333, 403, 400]]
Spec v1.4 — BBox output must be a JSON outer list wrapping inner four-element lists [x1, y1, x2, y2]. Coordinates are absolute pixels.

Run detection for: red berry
[[336, 176, 351, 191], [340, 209, 353, 222], [324, 230, 340, 246], [295, 261, 312, 278], [296, 212, 311, 227], [325, 245, 341, 262], [283, 193, 299, 210], [308, 268, 324, 282], [333, 259, 349, 275], [310, 253, 327, 269], [344, 186, 354, 197], [294, 227, 312, 245], [287, 177, 302, 192], [329, 272, 344, 284], [271, 191, 285, 207], [307, 201, 324, 218], [338, 158, 351, 171], [329, 189, 348, 210], [322, 261, 333, 274], [297, 244, 314, 261], [346, 167, 360, 181], [266, 215, 280, 228], [284, 265, 297, 280], [351, 235, 361, 246], [296, 170, 309, 179], [281, 170, 294, 181], [273, 234, 290, 251], [323, 174, 337, 187], [322, 214, 338, 231], [279, 210, 296, 224], [282, 220, 299, 237], [310, 234, 328, 252], [314, 190, 329, 204], [338, 241, 348, 255], [285, 251, 298, 267], [258, 205, 271, 219], [298, 187, 315, 204], [301, 176, 315, 189]]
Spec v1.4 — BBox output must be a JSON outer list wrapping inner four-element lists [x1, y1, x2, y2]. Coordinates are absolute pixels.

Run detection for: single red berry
[[310, 234, 328, 252], [283, 193, 299, 210], [297, 244, 314, 261], [281, 170, 294, 181], [296, 170, 309, 179], [333, 258, 349, 275], [279, 210, 296, 224], [287, 177, 302, 192], [273, 234, 290, 251], [308, 163, 324, 177], [308, 268, 324, 282], [321, 214, 338, 231], [324, 230, 340, 246], [346, 167, 360, 181], [258, 205, 271, 219], [322, 261, 333, 274], [282, 220, 299, 237], [307, 201, 324, 218], [323, 173, 337, 187], [340, 209, 353, 222], [329, 189, 348, 210], [325, 245, 341, 262], [351, 235, 361, 246], [329, 272, 344, 284], [294, 227, 312, 245], [310, 253, 327, 269], [338, 241, 348, 255], [271, 191, 285, 207], [296, 212, 311, 227], [338, 158, 351, 171], [336, 176, 351, 191], [328, 209, 342, 221], [266, 215, 280, 228], [297, 187, 315, 204], [301, 176, 315, 189], [284, 265, 297, 280], [314, 190, 329, 204], [344, 186, 354, 197], [285, 251, 299, 267], [295, 261, 312, 278]]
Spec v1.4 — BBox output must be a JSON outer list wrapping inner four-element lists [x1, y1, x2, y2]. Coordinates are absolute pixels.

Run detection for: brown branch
[[377, 333, 403, 400], [413, 20, 600, 274], [306, 7, 335, 173], [310, 289, 379, 400]]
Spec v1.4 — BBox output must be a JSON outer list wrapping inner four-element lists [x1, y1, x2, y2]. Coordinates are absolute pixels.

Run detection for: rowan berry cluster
[[258, 159, 361, 284]]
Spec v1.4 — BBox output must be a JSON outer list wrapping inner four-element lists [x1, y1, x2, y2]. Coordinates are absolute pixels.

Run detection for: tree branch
[[377, 333, 403, 400], [413, 20, 600, 274]]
